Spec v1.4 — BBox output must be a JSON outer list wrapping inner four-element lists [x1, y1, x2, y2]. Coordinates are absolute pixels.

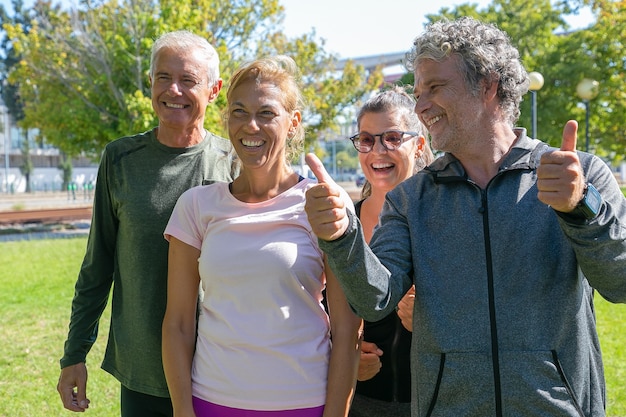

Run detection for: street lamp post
[[0, 104, 9, 194], [528, 72, 544, 139], [576, 78, 599, 152]]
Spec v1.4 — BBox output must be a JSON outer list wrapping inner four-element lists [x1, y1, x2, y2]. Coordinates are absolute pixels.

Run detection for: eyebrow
[[154, 70, 201, 79], [230, 100, 281, 111]]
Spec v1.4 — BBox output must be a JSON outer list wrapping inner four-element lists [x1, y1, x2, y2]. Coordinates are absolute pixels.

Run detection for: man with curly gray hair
[[304, 16, 626, 417], [406, 16, 528, 129]]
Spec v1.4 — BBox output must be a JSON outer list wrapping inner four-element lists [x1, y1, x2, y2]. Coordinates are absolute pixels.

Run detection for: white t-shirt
[[165, 179, 334, 410]]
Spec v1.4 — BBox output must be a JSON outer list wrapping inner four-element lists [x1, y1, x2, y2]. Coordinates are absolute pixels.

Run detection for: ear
[[414, 136, 425, 159], [208, 79, 223, 103], [291, 110, 302, 131], [416, 135, 425, 151], [482, 75, 499, 102]]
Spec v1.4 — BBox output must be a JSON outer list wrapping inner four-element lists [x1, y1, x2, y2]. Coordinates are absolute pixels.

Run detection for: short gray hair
[[150, 30, 220, 86]]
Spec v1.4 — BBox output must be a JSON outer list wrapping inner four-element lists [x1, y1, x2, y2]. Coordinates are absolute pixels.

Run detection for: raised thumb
[[305, 153, 335, 184], [560, 120, 578, 152]]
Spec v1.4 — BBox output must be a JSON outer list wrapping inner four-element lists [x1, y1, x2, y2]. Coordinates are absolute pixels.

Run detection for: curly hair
[[405, 17, 529, 125], [225, 55, 305, 164]]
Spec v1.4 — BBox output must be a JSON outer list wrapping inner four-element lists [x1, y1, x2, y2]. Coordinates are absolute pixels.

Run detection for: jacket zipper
[[480, 187, 503, 417]]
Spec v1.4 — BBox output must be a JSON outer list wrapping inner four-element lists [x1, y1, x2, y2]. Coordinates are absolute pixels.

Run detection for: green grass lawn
[[0, 237, 625, 416], [0, 238, 120, 416]]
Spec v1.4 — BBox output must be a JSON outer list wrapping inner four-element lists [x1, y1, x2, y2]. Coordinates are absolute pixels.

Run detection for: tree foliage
[[411, 0, 625, 162], [6, 0, 621, 162], [2, 0, 381, 159], [0, 0, 29, 121]]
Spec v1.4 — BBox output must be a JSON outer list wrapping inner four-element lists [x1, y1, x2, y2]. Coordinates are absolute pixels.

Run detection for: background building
[[0, 98, 97, 194]]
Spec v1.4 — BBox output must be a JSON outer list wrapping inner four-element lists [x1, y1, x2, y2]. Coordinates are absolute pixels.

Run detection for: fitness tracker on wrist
[[571, 183, 601, 220]]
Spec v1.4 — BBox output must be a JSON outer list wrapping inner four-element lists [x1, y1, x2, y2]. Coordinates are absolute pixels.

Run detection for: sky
[[281, 0, 593, 59], [1, 0, 594, 59], [280, 0, 495, 59]]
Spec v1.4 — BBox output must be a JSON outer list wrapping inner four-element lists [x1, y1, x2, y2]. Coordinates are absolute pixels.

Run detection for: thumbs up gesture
[[305, 153, 351, 241], [537, 120, 587, 213]]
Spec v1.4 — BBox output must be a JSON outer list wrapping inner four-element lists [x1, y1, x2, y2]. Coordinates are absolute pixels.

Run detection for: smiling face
[[413, 55, 485, 153], [358, 111, 420, 194], [227, 78, 300, 172], [150, 46, 220, 133]]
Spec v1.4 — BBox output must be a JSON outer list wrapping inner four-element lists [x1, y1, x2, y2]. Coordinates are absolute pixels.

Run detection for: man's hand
[[357, 341, 383, 381], [57, 362, 90, 412], [305, 153, 350, 241], [537, 120, 586, 213], [397, 286, 415, 332]]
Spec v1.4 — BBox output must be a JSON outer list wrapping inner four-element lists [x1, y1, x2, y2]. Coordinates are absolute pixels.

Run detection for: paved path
[[0, 181, 361, 242], [0, 191, 93, 212], [0, 181, 361, 212]]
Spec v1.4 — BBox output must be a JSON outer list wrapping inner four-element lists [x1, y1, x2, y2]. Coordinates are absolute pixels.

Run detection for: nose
[[166, 81, 183, 96], [243, 115, 260, 131], [371, 135, 387, 154], [413, 93, 430, 115]]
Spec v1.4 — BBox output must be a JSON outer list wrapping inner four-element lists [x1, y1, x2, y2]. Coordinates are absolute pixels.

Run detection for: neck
[[455, 125, 519, 188], [156, 125, 207, 148], [366, 188, 388, 212], [231, 164, 298, 203]]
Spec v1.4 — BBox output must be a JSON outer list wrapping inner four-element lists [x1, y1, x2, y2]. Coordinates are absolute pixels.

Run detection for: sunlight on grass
[[595, 295, 626, 416], [0, 238, 120, 416]]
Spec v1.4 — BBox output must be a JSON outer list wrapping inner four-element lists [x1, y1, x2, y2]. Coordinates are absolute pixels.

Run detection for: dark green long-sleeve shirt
[[60, 128, 238, 397]]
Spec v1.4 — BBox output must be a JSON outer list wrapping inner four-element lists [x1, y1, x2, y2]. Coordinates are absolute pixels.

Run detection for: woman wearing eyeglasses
[[348, 86, 434, 417]]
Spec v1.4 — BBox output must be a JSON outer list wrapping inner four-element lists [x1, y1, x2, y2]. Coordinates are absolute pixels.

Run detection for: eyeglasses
[[349, 130, 418, 153]]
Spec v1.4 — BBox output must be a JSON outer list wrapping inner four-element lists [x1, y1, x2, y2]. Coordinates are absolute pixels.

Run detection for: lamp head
[[576, 78, 599, 101], [528, 72, 544, 91]]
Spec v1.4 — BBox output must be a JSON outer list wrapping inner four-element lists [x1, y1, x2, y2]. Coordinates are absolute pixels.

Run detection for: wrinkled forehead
[[413, 55, 463, 88]]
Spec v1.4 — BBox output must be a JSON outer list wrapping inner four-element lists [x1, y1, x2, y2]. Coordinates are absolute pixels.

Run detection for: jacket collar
[[425, 128, 547, 183]]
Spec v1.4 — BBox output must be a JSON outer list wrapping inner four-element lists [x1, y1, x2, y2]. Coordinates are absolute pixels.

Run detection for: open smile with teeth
[[242, 139, 265, 148], [426, 115, 442, 126], [372, 162, 394, 171], [164, 102, 187, 109]]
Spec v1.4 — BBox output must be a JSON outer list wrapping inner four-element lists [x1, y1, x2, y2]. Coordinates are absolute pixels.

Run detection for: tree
[[0, 0, 30, 122], [18, 129, 33, 192], [3, 0, 381, 159], [399, 0, 624, 161], [335, 149, 359, 172], [57, 152, 72, 192], [1, 0, 37, 192], [576, 0, 626, 160]]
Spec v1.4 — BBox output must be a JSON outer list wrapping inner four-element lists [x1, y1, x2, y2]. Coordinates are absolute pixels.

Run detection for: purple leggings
[[192, 396, 324, 417]]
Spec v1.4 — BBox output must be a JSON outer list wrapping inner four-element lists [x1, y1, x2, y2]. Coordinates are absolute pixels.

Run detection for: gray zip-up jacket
[[320, 130, 626, 417]]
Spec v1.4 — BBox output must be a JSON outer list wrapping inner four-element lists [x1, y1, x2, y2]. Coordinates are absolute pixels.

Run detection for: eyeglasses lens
[[355, 134, 374, 151], [381, 132, 403, 148]]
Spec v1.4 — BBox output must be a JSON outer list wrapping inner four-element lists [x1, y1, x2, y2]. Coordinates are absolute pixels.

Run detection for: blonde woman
[[162, 56, 361, 417]]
